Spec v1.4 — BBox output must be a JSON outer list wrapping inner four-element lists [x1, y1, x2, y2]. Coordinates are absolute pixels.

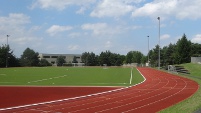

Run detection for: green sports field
[[0, 67, 144, 86]]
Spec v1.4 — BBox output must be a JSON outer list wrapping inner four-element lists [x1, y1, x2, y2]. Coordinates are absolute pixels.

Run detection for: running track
[[0, 67, 199, 113]]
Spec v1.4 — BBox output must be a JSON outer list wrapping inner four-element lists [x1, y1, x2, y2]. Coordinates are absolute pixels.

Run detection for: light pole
[[6, 35, 9, 68], [147, 36, 149, 64], [157, 17, 160, 69]]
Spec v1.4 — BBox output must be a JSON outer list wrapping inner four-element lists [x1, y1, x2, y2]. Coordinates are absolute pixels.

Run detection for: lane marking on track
[[0, 68, 147, 111], [30, 69, 150, 112], [43, 69, 198, 113], [95, 76, 177, 113], [71, 72, 170, 113], [122, 78, 189, 113]]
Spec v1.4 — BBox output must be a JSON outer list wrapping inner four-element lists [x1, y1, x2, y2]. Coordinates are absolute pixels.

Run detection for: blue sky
[[0, 0, 201, 57]]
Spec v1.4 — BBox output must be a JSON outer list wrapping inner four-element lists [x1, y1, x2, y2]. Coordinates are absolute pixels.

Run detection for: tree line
[[149, 34, 201, 68], [0, 47, 49, 67], [0, 34, 200, 67], [0, 46, 145, 67]]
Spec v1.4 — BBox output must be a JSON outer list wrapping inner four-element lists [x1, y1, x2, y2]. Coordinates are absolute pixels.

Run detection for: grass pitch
[[0, 67, 144, 86]]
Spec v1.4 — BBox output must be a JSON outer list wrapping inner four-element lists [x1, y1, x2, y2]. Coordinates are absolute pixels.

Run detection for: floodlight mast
[[147, 36, 149, 64], [157, 17, 160, 70]]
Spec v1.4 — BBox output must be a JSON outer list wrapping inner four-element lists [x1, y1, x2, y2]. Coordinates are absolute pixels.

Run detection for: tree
[[125, 51, 133, 64], [98, 51, 123, 66], [99, 51, 110, 66], [72, 56, 78, 63], [20, 48, 39, 66], [149, 33, 195, 67], [39, 59, 51, 66], [56, 56, 66, 66], [81, 52, 98, 66], [149, 45, 160, 67], [141, 56, 147, 64], [133, 51, 143, 64], [164, 43, 176, 65], [0, 45, 8, 67], [175, 34, 191, 64], [191, 43, 201, 57], [125, 51, 144, 64], [0, 45, 19, 67]]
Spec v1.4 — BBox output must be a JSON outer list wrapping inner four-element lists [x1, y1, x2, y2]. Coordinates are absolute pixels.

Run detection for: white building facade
[[38, 53, 82, 64]]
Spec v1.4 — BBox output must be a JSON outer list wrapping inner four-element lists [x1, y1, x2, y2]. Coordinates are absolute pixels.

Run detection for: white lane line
[[0, 68, 146, 111], [123, 78, 188, 113], [37, 74, 161, 112], [72, 71, 167, 113]]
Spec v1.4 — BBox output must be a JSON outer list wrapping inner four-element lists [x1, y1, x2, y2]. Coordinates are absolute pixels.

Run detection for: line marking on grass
[[27, 75, 68, 84], [82, 83, 128, 85], [0, 82, 17, 83], [0, 74, 6, 76], [129, 68, 133, 84]]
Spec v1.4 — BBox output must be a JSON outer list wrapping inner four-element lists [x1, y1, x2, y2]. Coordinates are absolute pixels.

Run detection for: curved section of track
[[0, 67, 199, 113]]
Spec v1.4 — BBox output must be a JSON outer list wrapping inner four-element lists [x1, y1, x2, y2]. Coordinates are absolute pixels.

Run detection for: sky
[[0, 0, 201, 57]]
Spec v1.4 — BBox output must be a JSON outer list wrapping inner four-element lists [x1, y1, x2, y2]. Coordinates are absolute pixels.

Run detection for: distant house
[[38, 53, 82, 64]]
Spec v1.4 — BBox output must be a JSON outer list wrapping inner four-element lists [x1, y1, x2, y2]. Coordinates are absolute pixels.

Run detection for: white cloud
[[0, 13, 32, 44], [0, 13, 30, 37], [12, 36, 43, 45], [0, 13, 45, 57], [90, 0, 135, 18], [105, 41, 112, 48], [76, 7, 87, 14], [81, 23, 124, 37], [132, 0, 177, 19], [0, 13, 30, 25], [191, 34, 201, 43], [81, 23, 108, 35], [68, 32, 81, 38], [46, 25, 73, 36], [132, 0, 201, 20], [161, 34, 170, 40], [68, 45, 80, 51], [31, 0, 96, 11]]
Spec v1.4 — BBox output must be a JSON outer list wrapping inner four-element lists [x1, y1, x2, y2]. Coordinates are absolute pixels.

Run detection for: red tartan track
[[0, 67, 199, 113]]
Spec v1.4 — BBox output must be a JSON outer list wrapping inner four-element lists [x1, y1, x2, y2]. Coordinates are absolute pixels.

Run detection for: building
[[38, 53, 82, 64], [191, 57, 201, 64]]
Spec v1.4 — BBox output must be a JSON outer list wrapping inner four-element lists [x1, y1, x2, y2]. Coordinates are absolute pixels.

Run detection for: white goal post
[[62, 63, 85, 67], [72, 63, 85, 67], [103, 64, 108, 69]]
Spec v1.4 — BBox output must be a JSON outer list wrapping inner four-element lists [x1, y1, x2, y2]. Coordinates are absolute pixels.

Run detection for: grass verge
[[159, 63, 201, 113]]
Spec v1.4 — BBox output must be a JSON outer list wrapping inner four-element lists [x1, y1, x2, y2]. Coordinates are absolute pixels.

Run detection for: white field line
[[83, 83, 128, 85], [0, 74, 6, 76], [27, 75, 67, 83], [0, 68, 146, 111], [0, 82, 17, 83], [129, 68, 133, 84]]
